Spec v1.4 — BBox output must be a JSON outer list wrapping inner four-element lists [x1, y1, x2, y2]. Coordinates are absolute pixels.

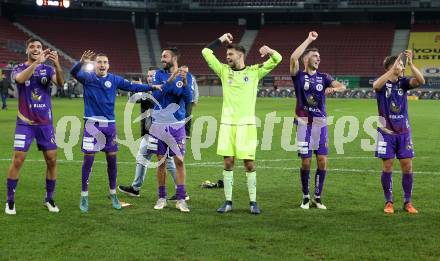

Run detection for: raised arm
[[15, 49, 50, 84], [48, 51, 65, 87], [405, 50, 426, 89], [165, 59, 180, 84], [372, 53, 402, 91], [201, 33, 232, 75], [325, 80, 347, 95], [164, 69, 193, 103], [257, 45, 282, 79], [290, 31, 318, 76], [192, 76, 199, 104], [182, 72, 193, 105], [117, 77, 162, 93], [70, 50, 95, 84]]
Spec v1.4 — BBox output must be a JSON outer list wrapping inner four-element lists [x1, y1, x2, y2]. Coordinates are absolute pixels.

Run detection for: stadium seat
[[246, 24, 394, 77], [18, 17, 142, 74], [0, 17, 28, 65], [158, 23, 245, 75]]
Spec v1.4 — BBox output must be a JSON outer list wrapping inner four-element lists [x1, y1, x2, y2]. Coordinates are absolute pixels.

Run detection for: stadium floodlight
[[85, 63, 94, 72]]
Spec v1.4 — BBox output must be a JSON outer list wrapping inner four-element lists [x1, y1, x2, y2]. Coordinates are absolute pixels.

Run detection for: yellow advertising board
[[406, 32, 440, 77]]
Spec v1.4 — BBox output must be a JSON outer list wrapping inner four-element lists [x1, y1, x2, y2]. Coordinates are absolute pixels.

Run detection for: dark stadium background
[[1, 2, 440, 260], [0, 0, 439, 100]]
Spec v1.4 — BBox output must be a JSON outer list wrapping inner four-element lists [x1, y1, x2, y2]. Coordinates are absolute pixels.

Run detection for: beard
[[162, 61, 173, 70], [28, 53, 38, 62], [228, 60, 238, 69], [309, 62, 319, 70]]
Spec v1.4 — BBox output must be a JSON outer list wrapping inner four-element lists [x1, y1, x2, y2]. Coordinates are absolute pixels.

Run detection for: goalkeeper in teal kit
[[202, 33, 282, 214]]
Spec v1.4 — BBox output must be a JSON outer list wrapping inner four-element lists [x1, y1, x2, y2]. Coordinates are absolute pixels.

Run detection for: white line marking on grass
[[182, 165, 439, 175], [0, 155, 431, 164], [0, 156, 437, 175], [250, 166, 439, 175]]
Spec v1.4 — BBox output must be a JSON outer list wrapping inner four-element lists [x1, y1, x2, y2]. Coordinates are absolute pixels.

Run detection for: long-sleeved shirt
[[202, 47, 282, 125], [151, 68, 192, 123], [191, 75, 199, 103], [71, 62, 154, 122]]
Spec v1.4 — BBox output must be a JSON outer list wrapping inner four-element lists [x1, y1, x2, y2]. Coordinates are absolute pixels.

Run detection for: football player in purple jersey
[[290, 31, 346, 210], [373, 50, 425, 214], [5, 38, 64, 215]]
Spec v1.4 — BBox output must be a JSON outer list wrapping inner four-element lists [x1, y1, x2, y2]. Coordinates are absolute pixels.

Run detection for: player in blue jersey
[[148, 47, 192, 212], [290, 31, 346, 210], [118, 67, 189, 201], [71, 50, 161, 213], [373, 50, 425, 214], [5, 38, 64, 215]]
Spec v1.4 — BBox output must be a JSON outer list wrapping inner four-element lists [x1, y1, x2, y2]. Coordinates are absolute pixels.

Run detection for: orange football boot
[[384, 201, 394, 214], [404, 202, 419, 214]]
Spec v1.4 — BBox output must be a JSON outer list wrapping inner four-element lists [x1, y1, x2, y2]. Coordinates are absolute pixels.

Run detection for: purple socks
[[45, 178, 56, 202], [158, 185, 167, 199], [81, 154, 95, 192], [7, 178, 18, 203], [314, 169, 327, 198], [402, 173, 413, 204], [106, 154, 117, 191], [381, 171, 393, 203], [300, 168, 310, 196]]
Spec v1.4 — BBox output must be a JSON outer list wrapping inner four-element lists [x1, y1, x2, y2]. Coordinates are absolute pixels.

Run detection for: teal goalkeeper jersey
[[202, 48, 282, 125]]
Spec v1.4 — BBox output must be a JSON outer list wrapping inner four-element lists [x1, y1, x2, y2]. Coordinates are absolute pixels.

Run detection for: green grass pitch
[[1, 96, 439, 260]]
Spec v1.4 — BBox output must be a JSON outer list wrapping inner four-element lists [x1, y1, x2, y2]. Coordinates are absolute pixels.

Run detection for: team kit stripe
[[14, 134, 26, 140]]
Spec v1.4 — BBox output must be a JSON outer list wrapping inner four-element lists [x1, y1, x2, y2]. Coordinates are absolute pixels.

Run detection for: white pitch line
[[0, 155, 432, 165], [0, 155, 433, 165], [181, 164, 439, 175], [0, 157, 438, 175], [246, 166, 440, 175]]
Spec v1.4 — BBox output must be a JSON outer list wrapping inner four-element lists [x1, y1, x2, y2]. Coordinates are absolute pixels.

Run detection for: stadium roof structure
[[3, 0, 440, 12]]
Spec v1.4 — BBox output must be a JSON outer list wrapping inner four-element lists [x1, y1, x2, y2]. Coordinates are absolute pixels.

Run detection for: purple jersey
[[292, 71, 334, 123], [12, 63, 55, 125], [375, 77, 411, 134]]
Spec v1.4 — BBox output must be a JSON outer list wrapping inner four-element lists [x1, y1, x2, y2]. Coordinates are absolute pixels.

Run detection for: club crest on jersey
[[104, 81, 112, 88], [398, 88, 404, 96], [176, 81, 184, 88], [243, 76, 249, 83], [41, 77, 48, 85], [25, 80, 30, 86], [316, 84, 324, 92]]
